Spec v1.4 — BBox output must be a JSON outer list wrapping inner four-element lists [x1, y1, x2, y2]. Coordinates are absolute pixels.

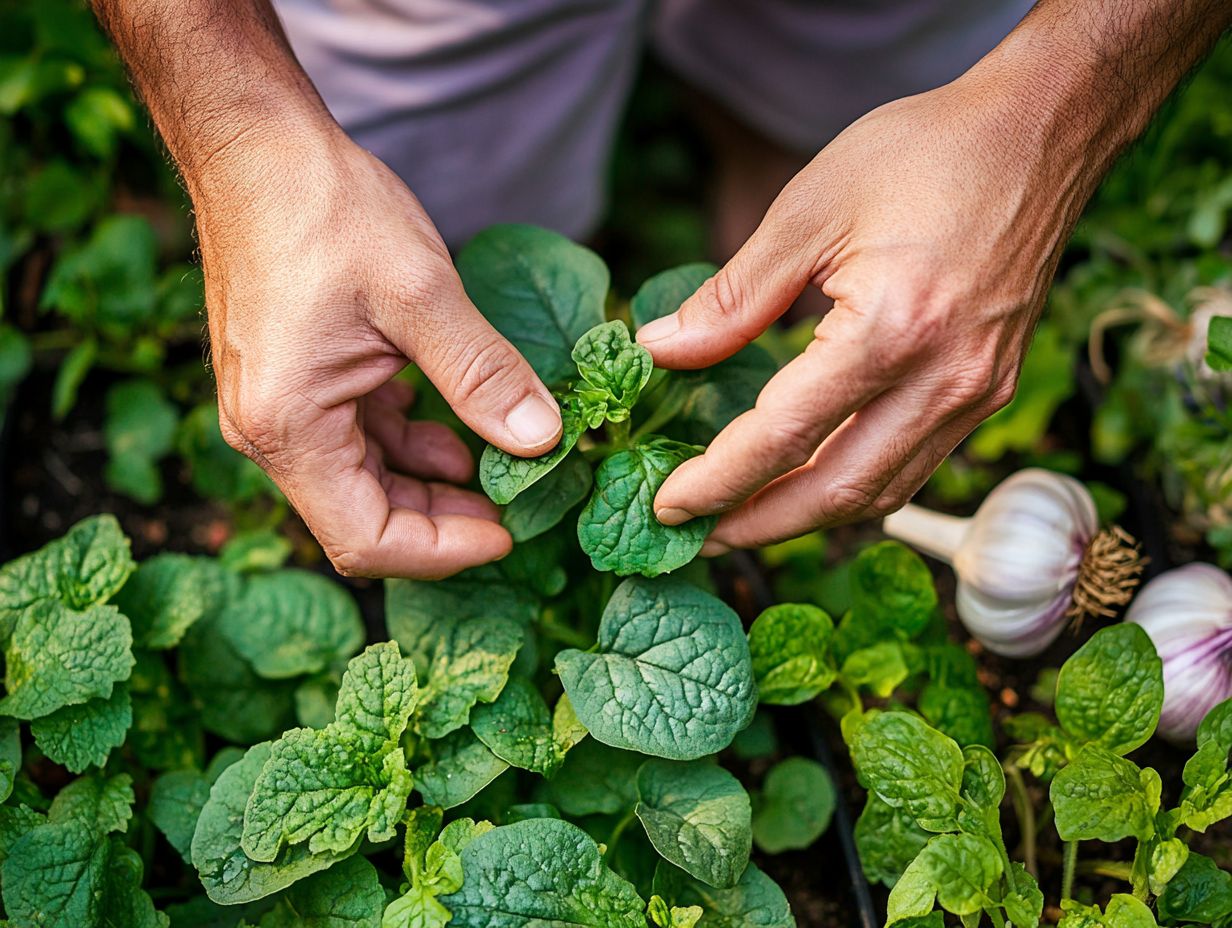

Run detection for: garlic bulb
[[882, 469, 1144, 657], [1126, 563, 1232, 742]]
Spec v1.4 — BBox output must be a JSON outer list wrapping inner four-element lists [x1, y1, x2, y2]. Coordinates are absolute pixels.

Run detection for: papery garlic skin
[[1127, 563, 1232, 742], [884, 469, 1097, 658]]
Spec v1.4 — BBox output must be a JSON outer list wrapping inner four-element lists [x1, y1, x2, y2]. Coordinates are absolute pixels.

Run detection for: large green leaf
[[30, 683, 131, 773], [457, 224, 609, 384], [854, 792, 932, 888], [635, 760, 752, 889], [240, 644, 417, 861], [886, 833, 1002, 921], [114, 554, 230, 650], [1055, 624, 1163, 755], [191, 742, 357, 904], [442, 819, 645, 927], [103, 379, 178, 504], [0, 600, 133, 720], [217, 569, 364, 680], [1051, 743, 1160, 842], [848, 542, 937, 639], [556, 577, 756, 760], [848, 711, 963, 833], [1157, 852, 1232, 925], [469, 677, 582, 777], [542, 739, 643, 817], [577, 439, 716, 577]]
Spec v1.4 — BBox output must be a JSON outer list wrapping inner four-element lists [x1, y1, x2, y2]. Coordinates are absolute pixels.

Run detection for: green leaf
[[752, 757, 835, 854], [959, 745, 1005, 812], [571, 321, 654, 425], [40, 215, 159, 331], [218, 530, 293, 574], [854, 792, 932, 888], [22, 160, 100, 234], [0, 600, 133, 720], [2, 820, 167, 928], [30, 683, 131, 773], [103, 379, 178, 504], [578, 439, 716, 577], [1179, 698, 1232, 831], [414, 728, 510, 810], [651, 861, 794, 928], [0, 805, 44, 873], [919, 684, 994, 749], [887, 833, 1002, 921], [178, 615, 296, 744], [542, 739, 643, 817], [49, 772, 135, 836], [386, 566, 537, 635], [848, 542, 937, 639], [388, 570, 530, 738], [630, 264, 715, 329], [442, 818, 645, 927], [191, 742, 357, 904], [1002, 863, 1045, 928], [381, 885, 450, 928], [1058, 895, 1160, 928], [177, 403, 275, 503], [149, 769, 212, 864], [1055, 624, 1163, 755], [748, 604, 836, 706], [64, 86, 135, 159], [479, 394, 589, 505], [1051, 743, 1160, 842], [258, 856, 383, 928], [217, 570, 364, 679], [840, 641, 910, 699], [0, 515, 134, 638], [469, 676, 577, 776], [498, 530, 569, 598], [501, 451, 593, 542], [1157, 852, 1232, 924], [1206, 315, 1232, 372], [669, 346, 779, 445], [114, 554, 229, 650], [0, 325, 32, 412], [241, 644, 417, 860], [0, 717, 18, 802], [556, 577, 756, 760], [635, 759, 752, 889], [457, 224, 609, 384], [849, 711, 964, 832]]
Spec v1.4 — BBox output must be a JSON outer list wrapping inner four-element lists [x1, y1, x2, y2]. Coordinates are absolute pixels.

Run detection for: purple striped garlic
[[1126, 563, 1232, 742], [882, 469, 1144, 657]]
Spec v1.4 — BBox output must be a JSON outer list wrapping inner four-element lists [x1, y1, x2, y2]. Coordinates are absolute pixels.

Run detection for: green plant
[[848, 622, 1232, 927]]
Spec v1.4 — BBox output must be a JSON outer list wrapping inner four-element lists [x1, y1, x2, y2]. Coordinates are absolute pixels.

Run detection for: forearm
[[962, 0, 1231, 205], [90, 0, 339, 203]]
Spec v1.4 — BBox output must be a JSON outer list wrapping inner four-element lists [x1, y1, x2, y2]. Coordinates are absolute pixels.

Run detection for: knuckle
[[824, 479, 882, 518], [688, 267, 748, 328], [394, 262, 454, 309], [449, 335, 520, 407], [869, 492, 908, 519], [985, 373, 1020, 414]]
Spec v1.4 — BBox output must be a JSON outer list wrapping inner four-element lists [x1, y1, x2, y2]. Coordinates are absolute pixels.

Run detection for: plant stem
[[1077, 860, 1134, 882], [880, 504, 969, 564], [631, 380, 687, 441], [1062, 841, 1079, 903], [608, 418, 632, 450], [603, 807, 637, 862], [536, 616, 593, 650], [1004, 764, 1038, 878]]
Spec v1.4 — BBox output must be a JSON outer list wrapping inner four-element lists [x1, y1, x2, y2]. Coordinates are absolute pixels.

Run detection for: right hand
[[193, 130, 562, 579]]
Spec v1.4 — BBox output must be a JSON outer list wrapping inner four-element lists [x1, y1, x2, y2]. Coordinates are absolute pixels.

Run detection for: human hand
[[636, 76, 1094, 552], [194, 132, 562, 578]]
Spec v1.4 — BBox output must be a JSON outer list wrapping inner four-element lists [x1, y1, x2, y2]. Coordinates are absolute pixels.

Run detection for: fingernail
[[637, 314, 680, 344], [656, 506, 694, 526], [700, 540, 732, 557], [506, 395, 561, 448]]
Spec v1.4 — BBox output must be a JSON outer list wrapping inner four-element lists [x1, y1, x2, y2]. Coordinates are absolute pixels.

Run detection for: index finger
[[652, 310, 889, 524]]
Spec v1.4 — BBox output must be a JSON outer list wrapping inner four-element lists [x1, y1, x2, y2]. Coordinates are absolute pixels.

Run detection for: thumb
[[635, 216, 815, 370], [382, 273, 562, 457]]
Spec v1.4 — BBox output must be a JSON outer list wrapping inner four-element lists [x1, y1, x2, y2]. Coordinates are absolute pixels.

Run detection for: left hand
[[636, 75, 1088, 552]]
